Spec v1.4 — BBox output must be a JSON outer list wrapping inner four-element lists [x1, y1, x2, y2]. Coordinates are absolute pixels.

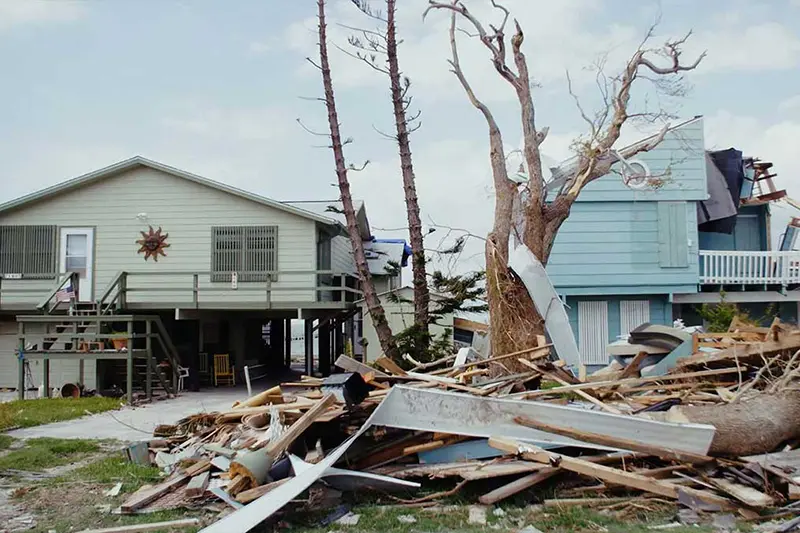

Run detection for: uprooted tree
[[424, 1, 705, 361]]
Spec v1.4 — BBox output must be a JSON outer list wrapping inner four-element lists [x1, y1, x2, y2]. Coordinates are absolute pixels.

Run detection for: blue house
[[545, 117, 800, 367]]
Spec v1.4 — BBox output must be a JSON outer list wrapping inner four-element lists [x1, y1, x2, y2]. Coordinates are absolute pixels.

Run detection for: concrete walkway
[[7, 388, 247, 442]]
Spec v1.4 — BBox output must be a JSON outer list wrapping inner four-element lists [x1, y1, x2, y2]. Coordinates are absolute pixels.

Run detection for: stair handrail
[[151, 315, 181, 369], [96, 271, 127, 315], [36, 272, 79, 314]]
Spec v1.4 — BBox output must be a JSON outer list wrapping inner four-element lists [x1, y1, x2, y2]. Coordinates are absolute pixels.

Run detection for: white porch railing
[[699, 250, 800, 285]]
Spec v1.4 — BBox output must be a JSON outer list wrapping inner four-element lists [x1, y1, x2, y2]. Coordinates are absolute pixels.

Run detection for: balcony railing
[[699, 250, 800, 285]]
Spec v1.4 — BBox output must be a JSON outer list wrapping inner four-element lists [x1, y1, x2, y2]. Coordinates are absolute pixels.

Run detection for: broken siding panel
[[577, 300, 609, 365], [0, 167, 319, 305]]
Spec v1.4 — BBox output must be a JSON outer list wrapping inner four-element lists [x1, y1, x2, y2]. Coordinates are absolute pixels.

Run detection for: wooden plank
[[120, 473, 190, 513], [488, 437, 734, 510], [185, 471, 210, 498], [522, 368, 742, 398], [265, 394, 336, 457], [709, 478, 775, 508], [184, 459, 211, 477], [479, 468, 560, 505], [76, 518, 201, 533], [619, 351, 649, 379], [235, 478, 290, 504], [513, 416, 713, 464], [334, 354, 389, 378], [375, 356, 407, 376]]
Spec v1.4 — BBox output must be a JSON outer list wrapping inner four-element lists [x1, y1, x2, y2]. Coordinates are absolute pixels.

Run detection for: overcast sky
[[2, 0, 799, 274]]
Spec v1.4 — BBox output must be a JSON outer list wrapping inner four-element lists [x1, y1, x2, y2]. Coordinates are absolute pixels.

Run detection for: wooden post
[[284, 318, 292, 368], [17, 321, 25, 400], [318, 320, 331, 376], [265, 277, 272, 309], [333, 318, 343, 364], [146, 319, 153, 400], [193, 274, 199, 309], [119, 273, 127, 309], [42, 357, 50, 398], [304, 319, 314, 377], [126, 318, 134, 404]]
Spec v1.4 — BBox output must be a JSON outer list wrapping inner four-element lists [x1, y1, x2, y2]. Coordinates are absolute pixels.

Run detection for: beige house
[[0, 156, 399, 401], [355, 286, 454, 362]]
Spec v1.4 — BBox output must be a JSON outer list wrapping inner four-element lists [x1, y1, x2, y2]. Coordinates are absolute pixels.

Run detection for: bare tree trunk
[[385, 0, 430, 348], [647, 390, 800, 456], [317, 0, 399, 360]]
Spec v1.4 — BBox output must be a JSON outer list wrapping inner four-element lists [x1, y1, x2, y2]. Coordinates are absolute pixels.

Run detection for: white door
[[577, 301, 608, 365], [59, 228, 94, 302]]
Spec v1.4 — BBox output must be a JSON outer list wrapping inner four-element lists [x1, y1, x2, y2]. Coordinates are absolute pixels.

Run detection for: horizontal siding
[[548, 200, 699, 292], [330, 235, 355, 274], [0, 166, 319, 306], [572, 120, 707, 202]]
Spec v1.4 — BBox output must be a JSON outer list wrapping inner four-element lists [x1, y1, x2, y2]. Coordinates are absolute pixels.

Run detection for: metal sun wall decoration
[[136, 226, 170, 262]]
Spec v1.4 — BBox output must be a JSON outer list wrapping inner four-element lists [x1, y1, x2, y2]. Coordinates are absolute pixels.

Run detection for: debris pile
[[117, 321, 800, 532]]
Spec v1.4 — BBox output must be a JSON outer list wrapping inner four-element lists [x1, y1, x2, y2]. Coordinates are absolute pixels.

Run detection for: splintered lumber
[[334, 354, 389, 378], [543, 497, 636, 508], [184, 459, 211, 477], [230, 394, 336, 485], [226, 475, 250, 496], [619, 351, 650, 379], [375, 356, 407, 376], [76, 519, 201, 533], [232, 386, 283, 409], [478, 451, 635, 505], [432, 344, 551, 376], [235, 478, 290, 504], [522, 367, 743, 398], [708, 478, 775, 508], [678, 333, 800, 368], [185, 471, 210, 498], [513, 416, 713, 464], [518, 359, 621, 414], [488, 437, 734, 510], [120, 473, 190, 513]]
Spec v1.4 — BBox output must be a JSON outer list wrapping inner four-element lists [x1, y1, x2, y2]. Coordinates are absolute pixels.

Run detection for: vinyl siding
[[547, 201, 698, 293], [0, 166, 319, 306], [330, 235, 355, 274]]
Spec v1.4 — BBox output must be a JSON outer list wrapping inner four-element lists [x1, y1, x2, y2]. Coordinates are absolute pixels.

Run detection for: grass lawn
[[0, 396, 123, 431], [0, 437, 100, 472]]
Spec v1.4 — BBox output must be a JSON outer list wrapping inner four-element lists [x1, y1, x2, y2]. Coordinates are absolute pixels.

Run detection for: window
[[211, 226, 277, 282], [0, 225, 57, 276]]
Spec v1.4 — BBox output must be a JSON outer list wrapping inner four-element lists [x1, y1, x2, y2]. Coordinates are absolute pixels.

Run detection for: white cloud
[[249, 41, 273, 54], [162, 105, 296, 142], [779, 95, 800, 112], [0, 0, 84, 30], [688, 21, 800, 73]]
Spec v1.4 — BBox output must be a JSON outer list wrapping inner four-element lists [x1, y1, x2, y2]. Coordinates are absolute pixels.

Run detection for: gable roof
[[0, 156, 343, 227], [282, 200, 371, 239]]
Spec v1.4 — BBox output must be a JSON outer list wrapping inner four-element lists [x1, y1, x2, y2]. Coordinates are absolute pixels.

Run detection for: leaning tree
[[424, 1, 704, 359]]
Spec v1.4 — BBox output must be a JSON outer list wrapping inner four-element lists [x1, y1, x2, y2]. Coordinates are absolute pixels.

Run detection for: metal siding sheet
[[620, 300, 650, 335], [578, 300, 608, 365]]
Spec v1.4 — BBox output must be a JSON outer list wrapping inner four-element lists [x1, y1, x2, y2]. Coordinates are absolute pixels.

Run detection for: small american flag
[[55, 282, 75, 303]]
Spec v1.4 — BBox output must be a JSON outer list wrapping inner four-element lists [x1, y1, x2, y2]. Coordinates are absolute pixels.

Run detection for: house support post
[[126, 319, 134, 404], [42, 357, 50, 398], [17, 322, 24, 400], [304, 319, 314, 377], [284, 318, 292, 369], [318, 321, 331, 376], [270, 318, 284, 372], [333, 318, 344, 362], [145, 319, 153, 400]]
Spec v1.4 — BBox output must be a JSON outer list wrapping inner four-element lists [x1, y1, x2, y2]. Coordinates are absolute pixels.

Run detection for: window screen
[[211, 226, 277, 282], [0, 225, 57, 276]]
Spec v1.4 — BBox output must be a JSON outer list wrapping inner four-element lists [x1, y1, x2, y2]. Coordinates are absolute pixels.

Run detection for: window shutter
[[620, 300, 650, 336], [577, 301, 609, 365], [211, 226, 277, 282], [657, 202, 688, 267]]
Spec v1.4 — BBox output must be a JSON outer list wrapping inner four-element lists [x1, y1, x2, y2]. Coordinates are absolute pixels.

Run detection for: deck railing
[[699, 250, 800, 285]]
